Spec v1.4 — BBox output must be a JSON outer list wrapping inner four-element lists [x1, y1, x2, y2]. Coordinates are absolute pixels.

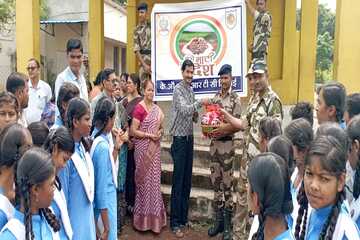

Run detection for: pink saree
[[133, 104, 166, 233]]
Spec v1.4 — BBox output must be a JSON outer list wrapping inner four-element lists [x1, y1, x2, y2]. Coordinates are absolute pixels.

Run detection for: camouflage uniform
[[133, 21, 151, 86], [252, 10, 272, 65], [233, 87, 283, 240], [210, 91, 241, 211]]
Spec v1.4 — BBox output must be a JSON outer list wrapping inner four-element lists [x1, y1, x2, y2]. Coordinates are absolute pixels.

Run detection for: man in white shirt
[[25, 58, 52, 124], [6, 72, 29, 127], [55, 39, 88, 102]]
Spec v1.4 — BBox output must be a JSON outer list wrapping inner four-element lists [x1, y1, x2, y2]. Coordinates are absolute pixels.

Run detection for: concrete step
[[161, 183, 238, 221], [161, 163, 240, 191], [161, 184, 214, 221], [160, 142, 211, 169], [160, 142, 242, 170]]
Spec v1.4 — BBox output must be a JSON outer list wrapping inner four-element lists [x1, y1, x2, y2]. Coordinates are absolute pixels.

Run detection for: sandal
[[172, 228, 184, 238]]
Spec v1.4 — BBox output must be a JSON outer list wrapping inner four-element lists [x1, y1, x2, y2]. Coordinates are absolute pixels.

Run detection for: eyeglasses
[[26, 66, 38, 71]]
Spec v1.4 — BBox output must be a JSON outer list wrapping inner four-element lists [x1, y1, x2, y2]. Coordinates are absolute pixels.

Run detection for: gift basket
[[201, 104, 224, 138]]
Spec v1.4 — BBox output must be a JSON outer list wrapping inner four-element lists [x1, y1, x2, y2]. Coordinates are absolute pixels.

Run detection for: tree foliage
[[316, 4, 336, 83], [0, 0, 15, 31], [294, 4, 335, 83], [0, 0, 49, 32], [112, 0, 127, 5]]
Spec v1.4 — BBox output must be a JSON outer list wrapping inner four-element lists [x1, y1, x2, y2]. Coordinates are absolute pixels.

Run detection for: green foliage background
[[0, 0, 49, 31], [297, 4, 336, 84]]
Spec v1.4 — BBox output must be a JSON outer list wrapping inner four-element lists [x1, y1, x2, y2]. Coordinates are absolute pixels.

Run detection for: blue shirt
[[91, 130, 117, 240], [306, 205, 333, 240], [0, 209, 53, 239], [91, 131, 117, 210], [274, 228, 295, 240], [340, 121, 346, 130], [51, 115, 64, 130], [0, 187, 11, 230], [306, 205, 353, 240], [59, 142, 96, 240]]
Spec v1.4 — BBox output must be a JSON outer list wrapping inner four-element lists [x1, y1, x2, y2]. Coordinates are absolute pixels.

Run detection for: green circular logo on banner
[[175, 20, 222, 60]]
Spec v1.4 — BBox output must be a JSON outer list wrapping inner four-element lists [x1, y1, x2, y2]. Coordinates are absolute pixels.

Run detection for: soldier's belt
[[251, 51, 267, 58], [215, 136, 233, 142], [140, 49, 151, 55]]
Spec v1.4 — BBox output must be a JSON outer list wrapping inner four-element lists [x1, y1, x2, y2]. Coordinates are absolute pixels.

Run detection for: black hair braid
[[353, 158, 360, 199], [252, 211, 265, 240], [55, 175, 62, 191], [90, 114, 108, 140], [91, 97, 114, 140], [295, 182, 308, 240], [13, 149, 22, 206], [40, 208, 61, 232], [44, 130, 57, 153], [319, 191, 345, 240], [20, 177, 34, 240]]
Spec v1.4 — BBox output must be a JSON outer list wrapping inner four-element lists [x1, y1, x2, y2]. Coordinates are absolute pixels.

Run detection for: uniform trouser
[[209, 140, 235, 210], [233, 155, 249, 240], [170, 135, 194, 230]]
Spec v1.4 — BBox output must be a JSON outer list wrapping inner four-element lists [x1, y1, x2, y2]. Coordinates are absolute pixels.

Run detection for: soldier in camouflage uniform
[[232, 66, 257, 240], [245, 0, 272, 65], [207, 65, 241, 240], [133, 2, 151, 90], [221, 61, 283, 240]]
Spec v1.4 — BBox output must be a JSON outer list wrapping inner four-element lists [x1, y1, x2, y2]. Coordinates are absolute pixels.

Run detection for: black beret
[[218, 64, 232, 76], [137, 2, 148, 11]]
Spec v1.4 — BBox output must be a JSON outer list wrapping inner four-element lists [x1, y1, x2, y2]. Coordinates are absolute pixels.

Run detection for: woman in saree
[[121, 73, 143, 213], [131, 79, 166, 233]]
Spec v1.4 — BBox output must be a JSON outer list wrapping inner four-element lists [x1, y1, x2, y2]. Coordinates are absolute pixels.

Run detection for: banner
[[151, 0, 247, 101]]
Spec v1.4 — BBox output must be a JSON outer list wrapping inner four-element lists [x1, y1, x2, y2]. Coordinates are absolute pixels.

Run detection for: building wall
[[40, 23, 88, 86], [0, 31, 16, 89], [104, 2, 127, 44], [47, 0, 88, 21], [41, 23, 126, 86], [41, 0, 127, 86]]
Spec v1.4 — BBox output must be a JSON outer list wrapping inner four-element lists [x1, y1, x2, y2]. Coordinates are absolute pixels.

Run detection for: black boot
[[223, 208, 233, 240], [208, 208, 224, 237]]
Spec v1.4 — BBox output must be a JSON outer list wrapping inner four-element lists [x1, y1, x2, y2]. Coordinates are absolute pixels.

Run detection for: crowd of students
[[239, 85, 360, 239], [0, 34, 358, 240], [0, 37, 164, 239]]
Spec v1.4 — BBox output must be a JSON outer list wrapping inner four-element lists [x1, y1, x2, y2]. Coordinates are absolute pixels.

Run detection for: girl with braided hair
[[294, 136, 359, 240], [247, 152, 294, 240], [316, 122, 351, 204], [248, 136, 295, 239], [61, 97, 96, 240], [0, 147, 60, 239], [90, 96, 124, 240], [52, 82, 79, 130], [258, 116, 282, 153], [316, 122, 348, 152], [0, 123, 32, 230], [284, 118, 314, 228], [43, 126, 75, 240], [316, 82, 346, 128], [346, 116, 360, 228]]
